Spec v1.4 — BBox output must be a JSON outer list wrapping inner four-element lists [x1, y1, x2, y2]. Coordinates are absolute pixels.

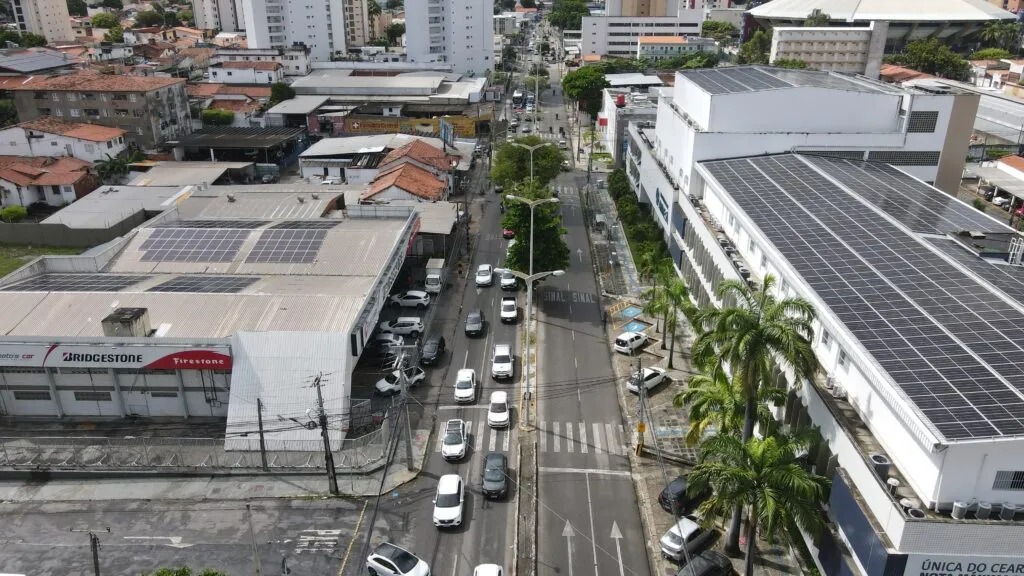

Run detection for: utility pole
[[635, 355, 646, 457], [397, 349, 416, 471], [312, 373, 339, 496], [257, 397, 268, 471], [71, 527, 109, 576], [247, 504, 265, 576]]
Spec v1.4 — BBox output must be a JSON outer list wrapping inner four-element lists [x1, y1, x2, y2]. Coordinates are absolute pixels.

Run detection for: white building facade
[[0, 120, 126, 163], [770, 21, 889, 78], [581, 14, 702, 59], [212, 46, 312, 76], [208, 62, 286, 84], [240, 0, 347, 62], [10, 0, 74, 43], [193, 0, 242, 32], [405, 0, 494, 77]]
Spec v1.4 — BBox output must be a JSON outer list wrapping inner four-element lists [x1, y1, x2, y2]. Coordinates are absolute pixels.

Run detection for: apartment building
[[405, 0, 495, 77], [770, 21, 888, 78], [9, 0, 74, 43], [344, 0, 371, 47], [193, 0, 242, 32], [637, 35, 717, 61], [10, 72, 192, 149], [581, 14, 702, 59], [240, 0, 348, 62], [212, 46, 311, 76], [208, 61, 285, 84]]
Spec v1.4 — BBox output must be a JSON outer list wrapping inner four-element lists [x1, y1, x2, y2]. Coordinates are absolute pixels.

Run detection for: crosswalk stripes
[[553, 422, 560, 453], [566, 425, 574, 452], [592, 422, 603, 454], [434, 420, 628, 456], [578, 423, 588, 454], [605, 423, 619, 457]]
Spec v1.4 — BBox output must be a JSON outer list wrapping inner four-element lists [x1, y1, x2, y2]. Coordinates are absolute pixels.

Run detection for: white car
[[660, 516, 715, 562], [375, 366, 427, 395], [499, 269, 517, 290], [613, 331, 648, 355], [366, 542, 431, 576], [500, 296, 518, 324], [454, 368, 477, 404], [441, 418, 467, 461], [491, 343, 513, 380], [473, 565, 503, 576], [487, 391, 510, 428], [433, 474, 465, 528], [389, 290, 431, 309], [320, 178, 341, 185], [476, 264, 494, 287], [379, 317, 424, 337], [626, 367, 667, 393]]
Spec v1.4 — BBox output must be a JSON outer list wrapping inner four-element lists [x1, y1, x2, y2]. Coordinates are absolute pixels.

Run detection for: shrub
[[201, 108, 235, 126], [973, 198, 987, 212], [1, 205, 28, 222]]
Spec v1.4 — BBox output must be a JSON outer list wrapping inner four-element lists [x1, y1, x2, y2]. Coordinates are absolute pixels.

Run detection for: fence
[[0, 422, 389, 473]]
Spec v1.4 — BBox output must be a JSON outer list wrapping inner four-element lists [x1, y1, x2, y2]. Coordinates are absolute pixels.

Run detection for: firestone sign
[[906, 556, 1024, 576], [0, 344, 232, 370]]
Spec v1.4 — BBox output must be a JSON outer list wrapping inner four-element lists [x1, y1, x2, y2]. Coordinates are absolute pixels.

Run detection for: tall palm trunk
[[667, 308, 677, 369], [744, 501, 759, 576], [726, 369, 759, 554]]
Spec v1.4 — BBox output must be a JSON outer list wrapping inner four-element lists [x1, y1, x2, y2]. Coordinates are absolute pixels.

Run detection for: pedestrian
[[601, 311, 607, 329]]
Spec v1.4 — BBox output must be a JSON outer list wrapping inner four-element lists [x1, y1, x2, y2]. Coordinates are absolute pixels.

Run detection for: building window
[[13, 390, 51, 400], [74, 391, 112, 402], [69, 109, 80, 117], [821, 329, 832, 348], [993, 470, 1024, 491], [838, 349, 849, 370], [907, 111, 939, 133], [151, 391, 179, 398]]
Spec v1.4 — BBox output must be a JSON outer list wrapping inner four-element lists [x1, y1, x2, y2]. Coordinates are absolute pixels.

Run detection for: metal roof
[[748, 0, 1015, 22], [265, 95, 330, 115], [128, 162, 253, 187], [40, 185, 189, 229], [605, 73, 663, 88], [0, 48, 76, 73], [174, 127, 305, 149]]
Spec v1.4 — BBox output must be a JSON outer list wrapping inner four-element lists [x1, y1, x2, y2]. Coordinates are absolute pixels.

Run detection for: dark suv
[[419, 336, 446, 366], [659, 474, 707, 515], [481, 452, 508, 499], [676, 551, 732, 576]]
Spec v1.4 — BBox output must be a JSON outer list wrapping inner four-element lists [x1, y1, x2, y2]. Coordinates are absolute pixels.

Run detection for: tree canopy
[[547, 0, 589, 30], [885, 38, 969, 81], [501, 182, 570, 276], [803, 9, 831, 26], [104, 25, 124, 42], [969, 47, 1013, 60], [368, 0, 382, 16], [133, 10, 165, 27], [561, 65, 609, 117], [91, 12, 119, 28], [737, 29, 771, 64], [978, 21, 1022, 52], [202, 108, 235, 126], [701, 20, 738, 44], [491, 136, 563, 187], [101, 0, 123, 8], [67, 0, 88, 16], [384, 22, 405, 45], [269, 82, 296, 106], [771, 58, 807, 69]]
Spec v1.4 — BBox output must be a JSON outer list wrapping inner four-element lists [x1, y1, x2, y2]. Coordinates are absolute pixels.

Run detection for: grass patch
[[0, 244, 82, 276]]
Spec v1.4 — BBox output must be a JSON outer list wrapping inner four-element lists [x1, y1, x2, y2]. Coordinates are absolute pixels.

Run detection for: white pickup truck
[[500, 296, 518, 324]]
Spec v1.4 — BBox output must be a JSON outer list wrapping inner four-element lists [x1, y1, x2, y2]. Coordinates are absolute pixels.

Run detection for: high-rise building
[[10, 0, 74, 43], [240, 0, 348, 62], [193, 0, 242, 32], [344, 0, 371, 47], [405, 0, 494, 77]]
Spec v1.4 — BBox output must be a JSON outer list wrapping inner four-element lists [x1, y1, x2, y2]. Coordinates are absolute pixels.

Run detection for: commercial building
[[208, 61, 286, 85], [580, 14, 702, 59], [239, 0, 348, 62], [769, 21, 888, 77], [192, 0, 242, 32], [9, 72, 191, 149], [597, 87, 662, 168], [9, 0, 74, 43], [298, 132, 472, 184], [626, 66, 979, 238], [637, 35, 717, 61], [749, 0, 1016, 50], [494, 14, 524, 37], [679, 151, 1024, 576], [211, 47, 312, 77], [0, 117, 126, 163], [404, 0, 494, 77]]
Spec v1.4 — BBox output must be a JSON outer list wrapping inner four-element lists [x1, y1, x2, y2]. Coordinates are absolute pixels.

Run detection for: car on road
[[521, 124, 532, 133], [502, 228, 516, 239], [500, 269, 518, 290], [491, 343, 514, 379], [481, 452, 508, 499], [441, 418, 467, 461], [372, 333, 405, 357], [613, 331, 648, 354], [379, 317, 424, 337], [660, 516, 715, 562], [561, 159, 570, 171], [659, 474, 708, 514], [374, 366, 426, 395], [366, 542, 430, 576], [465, 309, 485, 337], [675, 550, 732, 576], [454, 368, 477, 404], [419, 336, 446, 366], [500, 296, 518, 324], [476, 264, 494, 286], [558, 139, 568, 149], [432, 474, 465, 528], [626, 366, 668, 393], [487, 391, 510, 428], [473, 564, 504, 576], [389, 290, 431, 309], [320, 178, 341, 185]]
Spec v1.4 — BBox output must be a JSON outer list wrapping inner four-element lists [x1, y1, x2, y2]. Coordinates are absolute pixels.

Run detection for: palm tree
[[674, 361, 786, 446], [689, 432, 829, 576], [690, 274, 819, 551], [980, 21, 1022, 51], [661, 276, 695, 367]]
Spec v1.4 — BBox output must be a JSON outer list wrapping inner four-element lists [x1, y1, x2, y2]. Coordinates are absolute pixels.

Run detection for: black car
[[465, 309, 485, 337], [659, 474, 707, 515], [419, 336, 446, 366], [481, 452, 508, 499], [676, 551, 733, 576]]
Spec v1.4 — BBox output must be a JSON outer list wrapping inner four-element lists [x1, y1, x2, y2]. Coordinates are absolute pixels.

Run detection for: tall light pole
[[509, 141, 554, 185], [498, 267, 564, 428]]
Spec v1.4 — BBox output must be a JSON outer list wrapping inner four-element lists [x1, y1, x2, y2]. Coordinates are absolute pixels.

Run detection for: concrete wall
[[0, 217, 146, 248]]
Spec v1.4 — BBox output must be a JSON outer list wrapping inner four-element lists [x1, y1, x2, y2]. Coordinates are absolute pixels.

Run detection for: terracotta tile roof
[[380, 139, 458, 173], [0, 156, 90, 172], [18, 116, 125, 142], [209, 98, 261, 113], [362, 163, 447, 201], [131, 27, 162, 34], [215, 61, 282, 71], [0, 158, 90, 187], [8, 71, 183, 92], [186, 82, 272, 99], [0, 76, 42, 90], [187, 82, 223, 97], [879, 64, 933, 83], [998, 155, 1024, 173]]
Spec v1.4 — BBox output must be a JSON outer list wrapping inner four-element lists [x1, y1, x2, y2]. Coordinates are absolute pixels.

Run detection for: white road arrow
[[123, 536, 193, 549], [577, 248, 583, 263], [562, 520, 576, 576], [610, 522, 625, 576]]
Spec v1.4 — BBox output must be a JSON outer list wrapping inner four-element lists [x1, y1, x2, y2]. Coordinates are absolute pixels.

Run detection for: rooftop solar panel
[[269, 220, 342, 230], [0, 274, 149, 292], [700, 154, 1024, 441], [245, 229, 327, 263], [147, 275, 260, 293], [156, 220, 270, 229], [928, 238, 1024, 304], [139, 228, 250, 263]]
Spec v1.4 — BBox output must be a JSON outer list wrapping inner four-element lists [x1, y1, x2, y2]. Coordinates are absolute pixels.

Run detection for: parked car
[[613, 331, 648, 355], [389, 290, 431, 309], [659, 474, 708, 514], [660, 516, 715, 562], [502, 228, 516, 239], [419, 336, 446, 366], [487, 391, 510, 428], [500, 269, 518, 290], [454, 368, 477, 404], [320, 178, 341, 185], [500, 296, 518, 324], [441, 418, 467, 461], [372, 333, 405, 357], [491, 343, 513, 380], [481, 452, 508, 499], [626, 367, 667, 393], [476, 264, 494, 287], [465, 309, 486, 337], [432, 474, 465, 528], [379, 317, 424, 337], [366, 542, 430, 576], [675, 551, 732, 576], [473, 564, 504, 576], [374, 366, 426, 395]]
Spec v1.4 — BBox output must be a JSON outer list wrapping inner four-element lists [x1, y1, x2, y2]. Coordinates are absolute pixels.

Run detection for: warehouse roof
[[748, 0, 1015, 22]]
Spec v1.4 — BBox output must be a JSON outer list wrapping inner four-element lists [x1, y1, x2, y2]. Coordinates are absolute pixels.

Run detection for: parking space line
[[539, 423, 548, 452], [593, 422, 603, 454], [605, 423, 618, 456], [502, 429, 510, 451], [488, 426, 497, 451], [475, 420, 484, 451], [436, 427, 444, 453], [565, 423, 574, 453], [553, 422, 560, 453], [579, 422, 588, 454]]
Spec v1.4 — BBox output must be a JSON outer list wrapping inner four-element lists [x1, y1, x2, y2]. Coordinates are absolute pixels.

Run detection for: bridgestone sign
[[0, 344, 232, 369], [61, 352, 144, 364]]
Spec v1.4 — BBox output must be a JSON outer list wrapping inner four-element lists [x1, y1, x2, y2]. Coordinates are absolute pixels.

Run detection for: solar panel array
[[147, 275, 260, 294], [802, 155, 1005, 235], [270, 220, 342, 230], [928, 238, 1024, 305], [685, 67, 792, 94], [0, 274, 149, 292], [139, 228, 250, 263], [156, 220, 270, 229], [245, 229, 327, 263], [700, 154, 1024, 441]]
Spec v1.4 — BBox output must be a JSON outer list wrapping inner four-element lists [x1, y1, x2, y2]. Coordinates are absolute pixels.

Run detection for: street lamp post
[[509, 141, 554, 185]]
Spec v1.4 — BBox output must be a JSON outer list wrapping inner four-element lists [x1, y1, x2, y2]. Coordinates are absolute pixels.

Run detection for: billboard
[[0, 343, 232, 370], [905, 555, 1024, 576], [439, 118, 455, 148]]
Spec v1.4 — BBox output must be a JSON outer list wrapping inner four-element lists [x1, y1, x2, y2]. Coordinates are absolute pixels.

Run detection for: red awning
[[598, 117, 608, 126]]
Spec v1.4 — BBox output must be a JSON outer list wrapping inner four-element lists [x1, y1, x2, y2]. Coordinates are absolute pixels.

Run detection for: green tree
[[91, 12, 119, 28], [547, 0, 589, 30], [651, 51, 718, 71], [970, 47, 1013, 60], [539, 40, 550, 55], [525, 75, 549, 91], [1, 205, 28, 223], [491, 135, 562, 187], [501, 181, 569, 276], [895, 38, 970, 80], [690, 432, 829, 576], [385, 0, 402, 8], [700, 20, 737, 43], [674, 360, 786, 446], [18, 32, 47, 47], [979, 21, 1022, 52], [103, 25, 124, 42], [737, 29, 771, 64], [690, 274, 819, 552], [384, 22, 405, 45], [178, 9, 194, 25], [771, 58, 807, 69], [269, 82, 296, 105], [202, 108, 235, 125], [661, 276, 695, 367], [594, 57, 645, 74], [367, 0, 381, 16], [529, 63, 549, 76], [498, 0, 516, 9], [561, 65, 609, 117], [101, 0, 123, 8], [67, 0, 88, 16], [803, 8, 831, 26], [0, 99, 17, 128], [144, 568, 229, 576], [133, 10, 165, 27], [521, 0, 537, 7], [607, 168, 630, 201]]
